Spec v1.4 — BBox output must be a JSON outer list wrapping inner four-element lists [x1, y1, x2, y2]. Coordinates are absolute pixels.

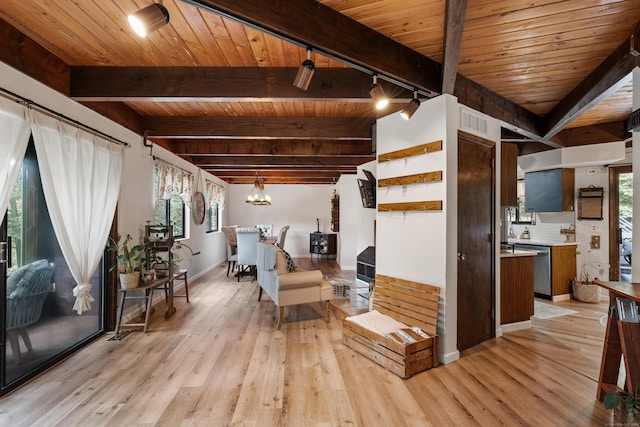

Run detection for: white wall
[[376, 94, 501, 363], [227, 183, 334, 258], [337, 175, 359, 270]]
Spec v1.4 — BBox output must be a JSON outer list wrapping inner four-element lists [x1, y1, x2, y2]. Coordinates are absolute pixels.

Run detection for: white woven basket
[[572, 280, 601, 303]]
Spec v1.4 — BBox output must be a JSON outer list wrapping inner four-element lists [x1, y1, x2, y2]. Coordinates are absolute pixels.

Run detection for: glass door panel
[[2, 139, 103, 391], [619, 171, 633, 282]]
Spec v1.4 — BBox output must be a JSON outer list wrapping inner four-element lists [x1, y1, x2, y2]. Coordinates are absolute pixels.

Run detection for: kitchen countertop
[[507, 239, 579, 246], [500, 249, 537, 258]]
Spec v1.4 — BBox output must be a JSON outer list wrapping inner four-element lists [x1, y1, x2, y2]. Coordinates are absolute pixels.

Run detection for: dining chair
[[236, 227, 261, 282], [256, 224, 273, 239], [221, 226, 238, 276], [276, 225, 289, 249]]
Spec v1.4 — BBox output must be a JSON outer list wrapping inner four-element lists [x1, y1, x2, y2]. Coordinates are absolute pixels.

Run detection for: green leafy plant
[[107, 234, 145, 274], [604, 390, 640, 414]]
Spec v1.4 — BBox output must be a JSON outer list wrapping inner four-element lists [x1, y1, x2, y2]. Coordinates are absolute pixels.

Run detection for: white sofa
[[256, 242, 333, 329]]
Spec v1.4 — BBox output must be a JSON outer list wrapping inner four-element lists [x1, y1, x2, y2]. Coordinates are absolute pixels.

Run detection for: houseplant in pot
[[108, 234, 145, 289], [572, 251, 604, 303]]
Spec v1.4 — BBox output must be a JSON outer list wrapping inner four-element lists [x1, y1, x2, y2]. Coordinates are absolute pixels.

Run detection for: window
[[206, 202, 219, 233], [154, 166, 186, 238], [154, 196, 185, 238], [507, 180, 533, 224]]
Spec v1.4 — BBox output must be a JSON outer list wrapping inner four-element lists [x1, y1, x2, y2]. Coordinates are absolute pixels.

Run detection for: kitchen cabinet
[[500, 253, 534, 324], [500, 143, 517, 206], [524, 168, 575, 212], [551, 245, 577, 298]]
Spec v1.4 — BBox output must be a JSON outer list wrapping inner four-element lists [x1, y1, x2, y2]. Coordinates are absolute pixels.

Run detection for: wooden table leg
[[143, 288, 153, 333], [618, 321, 640, 394], [115, 290, 126, 334]]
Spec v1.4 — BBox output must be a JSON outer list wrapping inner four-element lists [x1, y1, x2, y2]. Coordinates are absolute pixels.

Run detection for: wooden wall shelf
[[378, 171, 443, 188], [378, 201, 443, 212], [378, 140, 442, 163]]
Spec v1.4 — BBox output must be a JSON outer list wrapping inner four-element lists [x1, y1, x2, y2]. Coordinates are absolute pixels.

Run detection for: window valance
[[206, 179, 225, 210], [156, 159, 194, 204]]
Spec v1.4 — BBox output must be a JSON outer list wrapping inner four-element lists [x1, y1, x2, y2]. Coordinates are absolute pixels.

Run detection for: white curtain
[[206, 180, 225, 210], [30, 110, 124, 315], [0, 97, 31, 219], [156, 160, 193, 204]]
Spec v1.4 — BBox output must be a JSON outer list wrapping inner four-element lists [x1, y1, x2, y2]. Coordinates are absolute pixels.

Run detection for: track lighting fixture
[[369, 75, 389, 110], [128, 2, 170, 37], [293, 48, 315, 90], [400, 91, 421, 120]]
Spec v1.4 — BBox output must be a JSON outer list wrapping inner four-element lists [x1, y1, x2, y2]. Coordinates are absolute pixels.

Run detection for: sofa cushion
[[280, 249, 297, 273], [278, 270, 324, 290]]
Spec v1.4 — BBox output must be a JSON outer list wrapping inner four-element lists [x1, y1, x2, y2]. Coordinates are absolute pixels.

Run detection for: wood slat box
[[342, 274, 440, 378]]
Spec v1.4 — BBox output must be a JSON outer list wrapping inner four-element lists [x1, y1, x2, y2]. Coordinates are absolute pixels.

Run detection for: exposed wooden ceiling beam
[[542, 37, 637, 139], [70, 66, 412, 102], [182, 0, 443, 94], [221, 176, 344, 184], [442, 0, 468, 95], [168, 139, 373, 156], [142, 116, 373, 139], [190, 155, 373, 167]]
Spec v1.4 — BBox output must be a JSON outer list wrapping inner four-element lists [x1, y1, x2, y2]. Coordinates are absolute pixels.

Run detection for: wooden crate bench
[[342, 274, 440, 378]]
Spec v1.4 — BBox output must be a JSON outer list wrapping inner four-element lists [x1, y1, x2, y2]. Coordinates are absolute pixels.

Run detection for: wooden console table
[[115, 277, 175, 334], [594, 280, 640, 400]]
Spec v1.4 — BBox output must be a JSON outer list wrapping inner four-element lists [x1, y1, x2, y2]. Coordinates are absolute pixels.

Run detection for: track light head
[[400, 92, 421, 120], [128, 3, 170, 37], [293, 49, 315, 90], [369, 75, 388, 110]]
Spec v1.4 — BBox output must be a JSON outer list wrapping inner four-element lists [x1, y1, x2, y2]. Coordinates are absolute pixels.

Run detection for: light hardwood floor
[[0, 259, 612, 426]]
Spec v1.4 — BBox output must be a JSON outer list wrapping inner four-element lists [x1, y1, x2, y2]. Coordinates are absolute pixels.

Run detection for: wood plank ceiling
[[0, 0, 638, 184]]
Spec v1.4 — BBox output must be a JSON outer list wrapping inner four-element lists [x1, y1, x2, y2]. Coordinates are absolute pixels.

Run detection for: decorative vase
[[119, 272, 140, 289]]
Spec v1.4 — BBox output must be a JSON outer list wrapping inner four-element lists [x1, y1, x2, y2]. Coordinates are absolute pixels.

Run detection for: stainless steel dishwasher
[[514, 243, 551, 298]]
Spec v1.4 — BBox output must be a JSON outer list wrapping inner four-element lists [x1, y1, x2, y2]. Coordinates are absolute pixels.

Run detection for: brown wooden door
[[457, 132, 495, 351]]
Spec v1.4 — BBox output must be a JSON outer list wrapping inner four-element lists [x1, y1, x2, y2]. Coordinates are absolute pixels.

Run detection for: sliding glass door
[[1, 139, 104, 393]]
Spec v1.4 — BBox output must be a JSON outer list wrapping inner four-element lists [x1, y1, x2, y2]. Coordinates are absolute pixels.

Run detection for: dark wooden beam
[[168, 139, 373, 156], [442, 0, 468, 95], [181, 0, 442, 94], [0, 17, 69, 95], [554, 121, 629, 146], [70, 66, 412, 102], [543, 37, 636, 138], [190, 155, 374, 167], [79, 102, 145, 136], [220, 176, 345, 184], [142, 116, 373, 139], [455, 74, 550, 144]]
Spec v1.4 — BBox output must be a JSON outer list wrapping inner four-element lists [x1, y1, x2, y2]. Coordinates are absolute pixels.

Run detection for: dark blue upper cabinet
[[524, 168, 575, 213]]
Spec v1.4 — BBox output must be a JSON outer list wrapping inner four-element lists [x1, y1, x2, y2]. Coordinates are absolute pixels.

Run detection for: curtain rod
[[0, 86, 130, 148]]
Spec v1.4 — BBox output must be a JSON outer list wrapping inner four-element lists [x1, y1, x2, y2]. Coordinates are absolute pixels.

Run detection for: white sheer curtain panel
[[30, 110, 124, 314], [156, 160, 193, 204], [206, 180, 225, 210], [0, 97, 31, 218]]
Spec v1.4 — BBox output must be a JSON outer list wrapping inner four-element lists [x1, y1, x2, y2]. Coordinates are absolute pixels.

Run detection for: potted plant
[[572, 251, 603, 303], [141, 241, 168, 277], [604, 390, 640, 424], [107, 234, 145, 289]]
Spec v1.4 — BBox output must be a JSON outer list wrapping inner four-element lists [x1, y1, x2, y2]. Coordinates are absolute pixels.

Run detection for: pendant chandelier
[[246, 173, 271, 206]]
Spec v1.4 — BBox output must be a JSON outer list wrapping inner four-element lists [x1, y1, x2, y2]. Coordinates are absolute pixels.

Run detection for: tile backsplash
[[508, 212, 575, 243]]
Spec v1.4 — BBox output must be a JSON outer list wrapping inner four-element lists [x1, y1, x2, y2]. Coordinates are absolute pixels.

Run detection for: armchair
[[6, 259, 54, 364], [236, 227, 261, 281], [257, 242, 333, 329]]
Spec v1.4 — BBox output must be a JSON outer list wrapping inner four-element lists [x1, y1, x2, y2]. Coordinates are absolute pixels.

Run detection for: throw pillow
[[281, 249, 297, 273], [6, 263, 31, 296], [9, 259, 49, 298]]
